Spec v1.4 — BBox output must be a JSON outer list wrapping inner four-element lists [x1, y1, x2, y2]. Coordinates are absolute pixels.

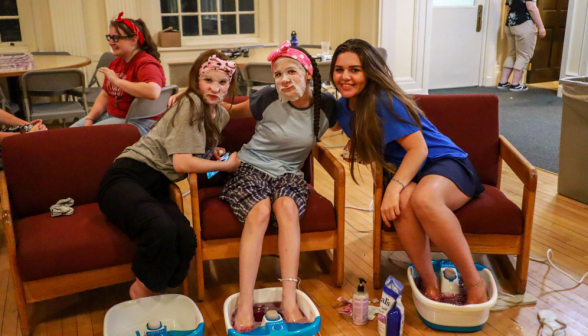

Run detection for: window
[[0, 0, 22, 43], [160, 0, 256, 39]]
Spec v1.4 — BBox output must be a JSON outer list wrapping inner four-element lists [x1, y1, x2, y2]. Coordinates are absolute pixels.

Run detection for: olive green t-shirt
[[117, 93, 230, 182]]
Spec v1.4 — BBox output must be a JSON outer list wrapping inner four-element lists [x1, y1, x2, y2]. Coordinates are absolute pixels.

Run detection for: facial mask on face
[[273, 58, 308, 103], [199, 71, 230, 104]]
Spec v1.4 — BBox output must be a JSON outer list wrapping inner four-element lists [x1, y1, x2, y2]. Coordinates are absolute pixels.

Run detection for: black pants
[[98, 158, 196, 293]]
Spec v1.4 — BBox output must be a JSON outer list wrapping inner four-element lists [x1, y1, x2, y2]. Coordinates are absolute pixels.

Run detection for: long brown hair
[[330, 39, 424, 182], [159, 50, 239, 149], [292, 46, 321, 141], [110, 17, 160, 62]]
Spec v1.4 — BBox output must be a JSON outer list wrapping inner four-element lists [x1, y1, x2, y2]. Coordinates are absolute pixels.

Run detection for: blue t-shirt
[[337, 92, 467, 169]]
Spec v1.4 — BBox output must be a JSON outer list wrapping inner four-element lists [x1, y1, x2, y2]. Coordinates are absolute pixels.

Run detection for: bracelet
[[391, 178, 405, 190], [86, 118, 95, 123]]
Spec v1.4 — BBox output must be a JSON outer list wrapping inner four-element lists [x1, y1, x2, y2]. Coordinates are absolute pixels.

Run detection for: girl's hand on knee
[[225, 152, 241, 172], [381, 184, 402, 226]]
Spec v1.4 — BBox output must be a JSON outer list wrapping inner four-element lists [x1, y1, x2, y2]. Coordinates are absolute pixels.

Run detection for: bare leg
[[273, 196, 305, 322], [129, 278, 157, 299], [410, 176, 487, 304], [511, 69, 524, 85], [234, 199, 271, 332], [500, 68, 513, 83], [393, 183, 439, 298]]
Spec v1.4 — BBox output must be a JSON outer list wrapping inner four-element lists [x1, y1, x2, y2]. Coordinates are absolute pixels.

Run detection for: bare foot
[[422, 276, 440, 301], [282, 300, 305, 323], [129, 278, 157, 299], [466, 278, 488, 304], [233, 298, 254, 332]]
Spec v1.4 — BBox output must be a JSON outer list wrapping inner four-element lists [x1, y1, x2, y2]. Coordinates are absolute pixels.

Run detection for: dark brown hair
[[160, 50, 238, 149], [292, 46, 321, 141], [110, 17, 160, 62], [330, 39, 425, 182]]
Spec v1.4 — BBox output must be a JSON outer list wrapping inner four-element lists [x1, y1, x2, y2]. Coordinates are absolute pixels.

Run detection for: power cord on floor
[[530, 248, 588, 285], [345, 200, 374, 212], [182, 190, 191, 197], [345, 219, 373, 233]]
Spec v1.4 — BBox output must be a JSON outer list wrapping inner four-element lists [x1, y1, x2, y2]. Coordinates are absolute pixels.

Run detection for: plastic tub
[[104, 294, 204, 336], [408, 261, 498, 332], [223, 287, 321, 336]]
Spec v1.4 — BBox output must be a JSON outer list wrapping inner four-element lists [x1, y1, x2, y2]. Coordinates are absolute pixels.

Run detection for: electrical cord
[[530, 248, 588, 285]]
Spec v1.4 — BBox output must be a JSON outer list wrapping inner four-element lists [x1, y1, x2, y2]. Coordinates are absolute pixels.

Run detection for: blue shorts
[[385, 157, 485, 198]]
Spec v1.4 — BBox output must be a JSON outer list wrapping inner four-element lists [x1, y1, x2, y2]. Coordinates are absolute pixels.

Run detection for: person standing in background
[[497, 0, 546, 92]]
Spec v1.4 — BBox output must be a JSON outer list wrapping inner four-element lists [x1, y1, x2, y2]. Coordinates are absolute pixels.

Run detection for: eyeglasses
[[105, 35, 134, 43]]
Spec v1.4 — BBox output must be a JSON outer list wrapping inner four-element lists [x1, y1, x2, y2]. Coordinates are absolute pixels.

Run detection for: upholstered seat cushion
[[15, 203, 135, 282], [382, 185, 523, 235], [199, 184, 336, 240]]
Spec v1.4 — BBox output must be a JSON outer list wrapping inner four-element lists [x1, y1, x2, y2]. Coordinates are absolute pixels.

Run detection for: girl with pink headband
[[71, 12, 164, 136], [98, 50, 241, 299], [220, 41, 339, 331]]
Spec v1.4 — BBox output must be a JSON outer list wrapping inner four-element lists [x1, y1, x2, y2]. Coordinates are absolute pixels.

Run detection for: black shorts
[[385, 157, 485, 198]]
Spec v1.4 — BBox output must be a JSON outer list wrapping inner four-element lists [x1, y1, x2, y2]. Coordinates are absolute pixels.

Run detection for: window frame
[[159, 0, 259, 46], [0, 0, 24, 46]]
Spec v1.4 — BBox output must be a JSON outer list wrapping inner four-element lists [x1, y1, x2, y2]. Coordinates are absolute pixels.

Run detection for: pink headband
[[267, 41, 313, 75], [199, 55, 237, 80], [116, 12, 145, 45]]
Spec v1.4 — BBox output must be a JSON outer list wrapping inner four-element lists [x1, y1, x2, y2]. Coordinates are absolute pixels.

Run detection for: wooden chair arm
[[371, 162, 383, 233], [312, 143, 346, 196], [169, 183, 184, 214], [312, 142, 346, 238], [0, 172, 18, 269], [499, 135, 538, 192], [188, 173, 202, 236]]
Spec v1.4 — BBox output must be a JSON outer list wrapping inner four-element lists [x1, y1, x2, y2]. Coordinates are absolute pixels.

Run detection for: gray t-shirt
[[118, 93, 230, 182], [238, 87, 338, 177]]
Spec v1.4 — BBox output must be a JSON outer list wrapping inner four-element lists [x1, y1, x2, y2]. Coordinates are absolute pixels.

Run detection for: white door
[[429, 0, 487, 89]]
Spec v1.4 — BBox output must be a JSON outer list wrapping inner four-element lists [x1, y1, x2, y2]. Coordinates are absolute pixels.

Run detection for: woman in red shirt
[[71, 12, 165, 136]]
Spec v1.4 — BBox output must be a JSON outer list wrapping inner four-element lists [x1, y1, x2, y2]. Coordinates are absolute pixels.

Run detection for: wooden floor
[[1, 129, 588, 336]]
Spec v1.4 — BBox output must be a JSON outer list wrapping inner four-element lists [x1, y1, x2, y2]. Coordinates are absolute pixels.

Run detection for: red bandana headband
[[116, 12, 145, 45], [267, 41, 313, 75]]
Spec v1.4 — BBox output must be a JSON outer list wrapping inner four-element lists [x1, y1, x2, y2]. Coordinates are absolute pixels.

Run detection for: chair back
[[317, 62, 331, 82], [125, 85, 179, 122], [21, 68, 86, 97], [376, 47, 388, 61], [31, 51, 71, 56], [89, 52, 116, 88], [243, 62, 274, 86], [2, 125, 141, 220], [414, 94, 500, 186]]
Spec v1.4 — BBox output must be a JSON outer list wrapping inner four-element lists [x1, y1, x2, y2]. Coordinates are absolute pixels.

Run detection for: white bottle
[[352, 278, 369, 325]]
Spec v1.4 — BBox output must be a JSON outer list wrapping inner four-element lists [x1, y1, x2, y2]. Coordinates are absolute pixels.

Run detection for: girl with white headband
[[98, 50, 241, 299], [221, 41, 338, 331]]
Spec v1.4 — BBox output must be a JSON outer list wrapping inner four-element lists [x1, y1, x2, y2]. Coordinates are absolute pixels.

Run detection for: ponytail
[[293, 47, 321, 142]]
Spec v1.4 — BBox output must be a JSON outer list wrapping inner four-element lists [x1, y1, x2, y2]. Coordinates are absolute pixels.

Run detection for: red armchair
[[0, 125, 186, 335], [373, 94, 537, 294], [189, 97, 346, 301]]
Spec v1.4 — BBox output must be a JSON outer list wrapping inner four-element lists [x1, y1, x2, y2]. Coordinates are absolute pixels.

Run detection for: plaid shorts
[[219, 163, 310, 224]]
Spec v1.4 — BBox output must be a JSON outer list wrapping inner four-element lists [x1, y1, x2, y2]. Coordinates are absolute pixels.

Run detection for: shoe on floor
[[538, 310, 566, 336], [509, 84, 528, 92], [497, 82, 511, 90]]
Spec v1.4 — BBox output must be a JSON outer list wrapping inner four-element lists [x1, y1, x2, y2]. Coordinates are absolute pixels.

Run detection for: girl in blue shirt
[[331, 39, 487, 304]]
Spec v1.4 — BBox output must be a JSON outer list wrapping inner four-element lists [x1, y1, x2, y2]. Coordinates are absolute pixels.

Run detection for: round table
[[0, 55, 91, 116]]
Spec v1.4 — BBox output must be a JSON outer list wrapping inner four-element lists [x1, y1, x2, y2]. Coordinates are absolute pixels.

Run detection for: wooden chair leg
[[182, 277, 190, 297], [11, 271, 30, 336], [196, 250, 205, 301], [333, 246, 344, 287], [373, 244, 382, 289], [514, 253, 529, 294]]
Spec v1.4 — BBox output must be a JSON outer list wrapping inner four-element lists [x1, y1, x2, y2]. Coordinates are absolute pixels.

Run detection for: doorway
[[526, 0, 568, 83], [428, 0, 489, 89]]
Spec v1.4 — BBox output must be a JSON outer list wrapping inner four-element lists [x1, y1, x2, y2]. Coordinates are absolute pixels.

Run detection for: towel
[[50, 198, 74, 217]]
